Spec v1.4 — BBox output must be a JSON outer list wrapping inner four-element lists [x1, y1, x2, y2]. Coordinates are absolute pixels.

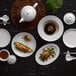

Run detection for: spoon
[[0, 15, 9, 25], [65, 51, 76, 61]]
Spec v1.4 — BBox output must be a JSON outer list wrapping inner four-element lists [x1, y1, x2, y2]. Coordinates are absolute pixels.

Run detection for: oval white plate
[[11, 32, 36, 57], [35, 44, 60, 65], [0, 28, 11, 48], [63, 28, 76, 48], [38, 15, 64, 42]]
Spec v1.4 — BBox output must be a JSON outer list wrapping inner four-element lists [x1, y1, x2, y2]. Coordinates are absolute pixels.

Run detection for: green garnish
[[39, 47, 56, 61], [46, 0, 63, 13]]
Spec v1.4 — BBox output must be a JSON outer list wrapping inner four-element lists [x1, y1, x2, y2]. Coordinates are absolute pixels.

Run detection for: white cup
[[0, 49, 10, 61]]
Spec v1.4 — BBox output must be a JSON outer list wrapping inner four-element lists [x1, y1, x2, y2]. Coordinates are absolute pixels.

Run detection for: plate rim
[[11, 32, 36, 57], [35, 43, 60, 65], [63, 28, 76, 48], [38, 15, 64, 42]]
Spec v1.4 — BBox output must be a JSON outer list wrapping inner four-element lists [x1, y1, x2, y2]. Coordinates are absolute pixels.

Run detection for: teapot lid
[[20, 6, 36, 22]]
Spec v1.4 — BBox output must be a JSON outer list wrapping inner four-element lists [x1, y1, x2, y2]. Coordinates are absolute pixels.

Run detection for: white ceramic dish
[[35, 44, 60, 65], [0, 28, 11, 48], [0, 49, 10, 61], [63, 28, 76, 48], [38, 15, 64, 42], [11, 32, 36, 57]]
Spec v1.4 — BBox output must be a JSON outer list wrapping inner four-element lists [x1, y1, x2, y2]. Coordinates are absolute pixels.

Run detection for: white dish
[[0, 28, 11, 48], [63, 28, 76, 48], [35, 44, 60, 65], [11, 32, 36, 57], [63, 13, 76, 25], [38, 15, 64, 42]]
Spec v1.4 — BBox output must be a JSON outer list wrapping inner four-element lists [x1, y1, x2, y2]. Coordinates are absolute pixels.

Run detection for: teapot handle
[[33, 3, 38, 8]]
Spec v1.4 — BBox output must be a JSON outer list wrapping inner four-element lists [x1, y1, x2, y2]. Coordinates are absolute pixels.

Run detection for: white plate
[[38, 15, 64, 42], [11, 32, 36, 57], [0, 28, 11, 48], [63, 28, 76, 48], [35, 44, 60, 65]]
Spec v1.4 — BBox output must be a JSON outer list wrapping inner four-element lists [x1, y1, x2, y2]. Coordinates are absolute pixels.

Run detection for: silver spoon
[[65, 51, 76, 61], [0, 15, 9, 25]]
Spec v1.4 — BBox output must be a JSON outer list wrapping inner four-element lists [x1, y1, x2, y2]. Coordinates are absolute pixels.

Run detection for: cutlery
[[0, 15, 9, 25], [65, 51, 76, 61]]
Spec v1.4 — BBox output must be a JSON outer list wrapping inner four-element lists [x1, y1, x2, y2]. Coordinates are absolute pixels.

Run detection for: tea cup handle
[[33, 3, 38, 8]]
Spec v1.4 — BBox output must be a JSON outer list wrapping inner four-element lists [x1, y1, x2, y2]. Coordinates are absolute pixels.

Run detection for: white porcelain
[[11, 32, 36, 57], [0, 15, 9, 25], [63, 13, 76, 25], [38, 15, 64, 42], [0, 28, 11, 48], [7, 55, 17, 64], [65, 51, 76, 61], [0, 49, 10, 61], [63, 28, 76, 48], [35, 44, 60, 65], [19, 3, 38, 23]]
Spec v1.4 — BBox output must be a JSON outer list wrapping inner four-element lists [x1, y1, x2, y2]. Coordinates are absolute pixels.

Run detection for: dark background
[[0, 0, 76, 76]]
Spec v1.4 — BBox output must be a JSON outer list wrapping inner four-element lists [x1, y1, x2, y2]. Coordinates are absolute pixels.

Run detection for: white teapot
[[19, 3, 38, 23]]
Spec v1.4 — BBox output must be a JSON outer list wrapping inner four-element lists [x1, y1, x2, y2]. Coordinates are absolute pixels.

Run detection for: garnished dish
[[23, 35, 31, 42], [44, 21, 58, 35], [39, 47, 55, 61], [11, 32, 36, 57], [35, 44, 60, 65], [38, 15, 64, 42], [14, 42, 33, 53]]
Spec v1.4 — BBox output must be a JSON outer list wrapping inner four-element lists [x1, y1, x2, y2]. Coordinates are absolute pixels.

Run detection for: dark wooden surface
[[0, 0, 76, 76]]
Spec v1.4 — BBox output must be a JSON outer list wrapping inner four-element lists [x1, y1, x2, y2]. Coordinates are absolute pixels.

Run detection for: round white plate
[[0, 28, 11, 48], [63, 28, 76, 48], [11, 32, 36, 57], [35, 44, 60, 65], [38, 15, 64, 42]]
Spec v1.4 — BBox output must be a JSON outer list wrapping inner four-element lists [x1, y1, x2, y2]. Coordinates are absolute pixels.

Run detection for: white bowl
[[0, 49, 10, 61], [38, 15, 64, 42]]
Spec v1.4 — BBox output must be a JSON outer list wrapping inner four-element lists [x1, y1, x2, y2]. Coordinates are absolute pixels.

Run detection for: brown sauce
[[0, 51, 8, 59], [44, 22, 58, 35]]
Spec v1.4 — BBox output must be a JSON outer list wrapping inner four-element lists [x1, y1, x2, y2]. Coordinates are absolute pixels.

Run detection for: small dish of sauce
[[0, 49, 10, 61]]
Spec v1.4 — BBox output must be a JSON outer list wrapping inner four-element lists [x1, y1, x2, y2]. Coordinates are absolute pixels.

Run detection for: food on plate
[[0, 50, 9, 59], [39, 47, 55, 61], [44, 21, 58, 35], [23, 35, 31, 42], [14, 42, 33, 53]]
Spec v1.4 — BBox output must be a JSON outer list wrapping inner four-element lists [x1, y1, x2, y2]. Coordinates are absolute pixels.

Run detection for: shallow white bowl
[[63, 28, 76, 48], [0, 28, 11, 48], [38, 15, 64, 42], [35, 43, 60, 65]]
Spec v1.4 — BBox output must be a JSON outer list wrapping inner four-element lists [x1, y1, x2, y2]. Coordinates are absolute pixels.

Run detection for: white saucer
[[35, 44, 60, 65], [38, 15, 64, 42], [63, 28, 76, 48], [11, 32, 36, 57], [0, 28, 11, 48]]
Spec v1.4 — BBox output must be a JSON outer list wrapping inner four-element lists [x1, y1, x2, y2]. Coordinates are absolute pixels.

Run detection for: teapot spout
[[19, 18, 24, 23], [33, 3, 38, 8]]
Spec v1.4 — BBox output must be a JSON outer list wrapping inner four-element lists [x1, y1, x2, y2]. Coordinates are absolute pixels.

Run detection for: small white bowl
[[0, 49, 10, 61], [7, 55, 17, 64], [38, 15, 64, 42], [63, 13, 76, 25]]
